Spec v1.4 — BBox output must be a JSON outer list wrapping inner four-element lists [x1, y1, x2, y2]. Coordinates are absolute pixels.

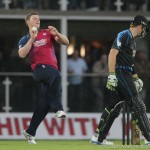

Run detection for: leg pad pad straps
[[98, 101, 123, 142], [130, 95, 150, 141]]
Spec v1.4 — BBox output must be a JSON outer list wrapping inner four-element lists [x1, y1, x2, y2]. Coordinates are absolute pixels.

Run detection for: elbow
[[19, 54, 25, 58], [64, 38, 69, 45], [61, 39, 69, 45], [62, 37, 69, 45], [66, 39, 69, 45], [18, 50, 26, 58]]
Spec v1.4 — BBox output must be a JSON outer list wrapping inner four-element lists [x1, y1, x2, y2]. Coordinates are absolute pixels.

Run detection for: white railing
[[0, 72, 106, 113], [0, 72, 32, 112]]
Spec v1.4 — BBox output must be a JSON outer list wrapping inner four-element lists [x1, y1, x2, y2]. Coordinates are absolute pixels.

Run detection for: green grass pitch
[[0, 140, 149, 150]]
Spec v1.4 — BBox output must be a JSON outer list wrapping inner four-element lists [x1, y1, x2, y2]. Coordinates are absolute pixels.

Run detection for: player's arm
[[106, 48, 119, 91], [18, 29, 37, 58], [108, 48, 119, 73], [109, 31, 127, 73], [107, 31, 128, 90], [48, 26, 69, 45], [132, 65, 138, 78], [18, 38, 35, 58], [55, 33, 69, 45]]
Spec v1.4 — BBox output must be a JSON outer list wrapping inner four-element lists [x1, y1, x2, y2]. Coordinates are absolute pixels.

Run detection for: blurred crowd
[[1, 36, 150, 113], [0, 0, 149, 12], [1, 35, 150, 113], [66, 41, 150, 112], [0, 0, 150, 112]]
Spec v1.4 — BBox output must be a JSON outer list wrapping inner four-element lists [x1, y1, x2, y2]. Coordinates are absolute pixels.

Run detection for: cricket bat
[[131, 119, 140, 145]]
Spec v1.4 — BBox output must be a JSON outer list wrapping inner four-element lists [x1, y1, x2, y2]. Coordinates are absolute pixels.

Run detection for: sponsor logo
[[33, 39, 47, 47], [2, 113, 149, 139]]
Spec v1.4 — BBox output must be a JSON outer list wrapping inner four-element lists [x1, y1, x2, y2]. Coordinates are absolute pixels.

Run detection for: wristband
[[109, 72, 116, 75]]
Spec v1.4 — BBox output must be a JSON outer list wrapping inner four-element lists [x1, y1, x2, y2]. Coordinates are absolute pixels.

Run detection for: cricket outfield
[[0, 140, 149, 150]]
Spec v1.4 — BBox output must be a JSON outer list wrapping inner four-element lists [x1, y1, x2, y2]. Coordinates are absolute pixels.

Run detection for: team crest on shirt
[[117, 40, 121, 47], [33, 39, 47, 47]]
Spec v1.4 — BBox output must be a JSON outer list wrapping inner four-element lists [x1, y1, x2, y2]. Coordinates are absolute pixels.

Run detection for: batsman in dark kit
[[90, 15, 150, 145]]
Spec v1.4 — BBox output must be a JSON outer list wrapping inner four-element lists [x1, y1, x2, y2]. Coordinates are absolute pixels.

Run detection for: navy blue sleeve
[[18, 35, 29, 49], [112, 31, 130, 51]]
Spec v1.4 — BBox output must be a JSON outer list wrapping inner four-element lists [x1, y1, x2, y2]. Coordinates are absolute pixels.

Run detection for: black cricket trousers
[[26, 64, 63, 136]]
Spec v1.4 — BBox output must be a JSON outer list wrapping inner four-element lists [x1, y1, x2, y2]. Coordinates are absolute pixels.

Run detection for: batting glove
[[134, 77, 143, 93], [106, 73, 118, 91]]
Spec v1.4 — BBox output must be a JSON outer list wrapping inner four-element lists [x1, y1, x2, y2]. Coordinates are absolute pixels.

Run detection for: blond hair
[[25, 11, 38, 26]]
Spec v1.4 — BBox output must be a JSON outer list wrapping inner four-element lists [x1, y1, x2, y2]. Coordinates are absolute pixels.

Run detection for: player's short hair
[[130, 23, 138, 28], [25, 11, 39, 26]]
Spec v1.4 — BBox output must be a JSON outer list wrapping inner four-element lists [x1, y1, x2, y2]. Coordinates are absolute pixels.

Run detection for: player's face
[[137, 25, 147, 38], [28, 15, 40, 29], [137, 25, 142, 36]]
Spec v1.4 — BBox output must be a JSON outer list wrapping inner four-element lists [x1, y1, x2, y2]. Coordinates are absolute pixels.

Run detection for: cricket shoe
[[55, 111, 66, 118], [90, 133, 114, 145], [144, 139, 150, 145], [23, 130, 37, 144]]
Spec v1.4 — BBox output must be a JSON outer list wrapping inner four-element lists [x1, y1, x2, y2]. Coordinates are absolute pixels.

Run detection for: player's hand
[[30, 28, 38, 40], [134, 77, 143, 93], [106, 73, 118, 91], [48, 26, 58, 36]]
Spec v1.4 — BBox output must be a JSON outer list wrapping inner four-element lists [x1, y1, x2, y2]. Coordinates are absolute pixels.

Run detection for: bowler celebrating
[[18, 12, 69, 144]]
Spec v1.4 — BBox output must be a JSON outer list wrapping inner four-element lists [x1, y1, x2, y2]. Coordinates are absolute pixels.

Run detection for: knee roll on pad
[[97, 101, 123, 142], [100, 101, 123, 123], [99, 101, 124, 132], [110, 101, 124, 118]]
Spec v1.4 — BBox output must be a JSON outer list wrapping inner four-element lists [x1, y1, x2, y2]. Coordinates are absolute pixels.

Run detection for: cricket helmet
[[130, 15, 149, 38]]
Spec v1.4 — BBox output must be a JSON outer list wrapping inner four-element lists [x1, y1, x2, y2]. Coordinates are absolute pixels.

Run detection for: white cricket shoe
[[55, 111, 66, 118], [90, 133, 114, 145], [144, 139, 150, 145], [23, 130, 37, 144], [90, 133, 98, 142]]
